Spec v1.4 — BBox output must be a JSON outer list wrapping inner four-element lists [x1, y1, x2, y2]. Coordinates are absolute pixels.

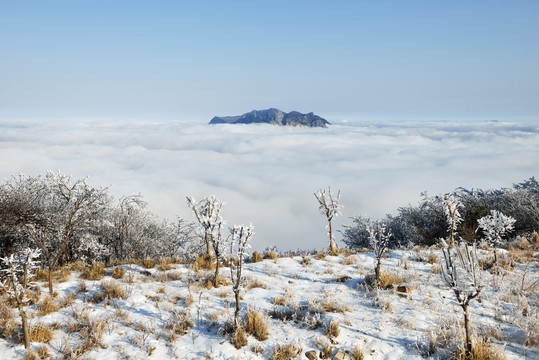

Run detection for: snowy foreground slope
[[1, 247, 537, 359]]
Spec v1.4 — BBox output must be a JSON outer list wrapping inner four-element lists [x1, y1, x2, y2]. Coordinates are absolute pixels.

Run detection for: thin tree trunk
[[214, 255, 220, 288], [48, 266, 53, 294], [204, 231, 210, 256], [234, 289, 240, 328], [375, 259, 382, 288], [19, 308, 30, 349], [463, 303, 472, 359], [328, 221, 337, 254]]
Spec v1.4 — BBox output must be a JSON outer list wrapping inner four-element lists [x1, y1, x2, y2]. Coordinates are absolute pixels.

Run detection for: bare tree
[[229, 224, 254, 328], [0, 248, 41, 348], [111, 194, 148, 261], [365, 218, 392, 288], [314, 187, 342, 254], [440, 240, 482, 358]]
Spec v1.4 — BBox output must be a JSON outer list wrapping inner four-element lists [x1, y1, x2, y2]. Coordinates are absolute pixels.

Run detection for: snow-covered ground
[[1, 246, 537, 359]]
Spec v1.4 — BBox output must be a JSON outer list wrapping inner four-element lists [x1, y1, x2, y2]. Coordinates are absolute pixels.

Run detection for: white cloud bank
[[1, 119, 537, 251]]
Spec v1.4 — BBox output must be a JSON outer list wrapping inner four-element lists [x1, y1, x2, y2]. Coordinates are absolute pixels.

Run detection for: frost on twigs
[[477, 210, 516, 265], [365, 218, 392, 289], [440, 240, 482, 359], [229, 224, 254, 329], [187, 195, 226, 287], [314, 187, 342, 254], [442, 195, 463, 247], [1, 248, 41, 348]]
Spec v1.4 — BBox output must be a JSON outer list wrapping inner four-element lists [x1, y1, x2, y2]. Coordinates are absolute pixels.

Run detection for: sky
[[0, 1, 538, 251], [1, 0, 538, 121]]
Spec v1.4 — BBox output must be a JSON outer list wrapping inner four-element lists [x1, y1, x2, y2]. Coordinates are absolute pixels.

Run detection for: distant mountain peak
[[209, 108, 330, 128]]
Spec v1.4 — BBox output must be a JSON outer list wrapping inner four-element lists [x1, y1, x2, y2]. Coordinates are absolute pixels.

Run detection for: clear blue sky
[[1, 0, 538, 122]]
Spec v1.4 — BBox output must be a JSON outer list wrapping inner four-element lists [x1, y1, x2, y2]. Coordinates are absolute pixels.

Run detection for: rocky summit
[[209, 108, 330, 128]]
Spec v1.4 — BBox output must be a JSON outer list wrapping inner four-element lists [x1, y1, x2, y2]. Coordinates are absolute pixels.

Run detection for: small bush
[[270, 342, 302, 360], [252, 251, 263, 263], [264, 251, 278, 260], [243, 308, 269, 341]]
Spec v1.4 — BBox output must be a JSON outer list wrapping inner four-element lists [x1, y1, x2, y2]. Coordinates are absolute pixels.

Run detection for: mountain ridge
[[209, 108, 330, 128]]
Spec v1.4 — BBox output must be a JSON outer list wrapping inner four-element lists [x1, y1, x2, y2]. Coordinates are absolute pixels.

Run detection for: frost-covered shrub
[[0, 248, 41, 348], [477, 210, 516, 264], [229, 224, 254, 328], [314, 187, 343, 254]]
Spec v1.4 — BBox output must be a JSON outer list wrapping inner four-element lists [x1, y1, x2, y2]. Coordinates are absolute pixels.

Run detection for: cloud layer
[[1, 119, 537, 251]]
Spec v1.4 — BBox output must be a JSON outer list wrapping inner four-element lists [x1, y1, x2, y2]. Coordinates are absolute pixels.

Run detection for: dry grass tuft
[[194, 254, 215, 271], [314, 335, 334, 359], [111, 266, 126, 279], [167, 271, 182, 281], [81, 262, 106, 280], [251, 251, 263, 263], [264, 251, 278, 260], [201, 274, 230, 289], [142, 257, 155, 269], [309, 295, 349, 314], [351, 344, 365, 360], [0, 299, 17, 338], [325, 319, 340, 339], [29, 322, 54, 343], [164, 309, 194, 336], [37, 345, 50, 359], [246, 276, 269, 290], [243, 308, 269, 341], [37, 295, 61, 316], [365, 271, 405, 289], [343, 255, 358, 265], [158, 258, 173, 271], [230, 326, 248, 349], [300, 255, 312, 266], [99, 279, 127, 300], [452, 337, 507, 360], [270, 342, 302, 360], [251, 343, 265, 355]]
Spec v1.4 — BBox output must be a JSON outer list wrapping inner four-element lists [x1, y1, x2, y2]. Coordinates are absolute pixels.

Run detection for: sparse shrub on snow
[[270, 341, 302, 360]]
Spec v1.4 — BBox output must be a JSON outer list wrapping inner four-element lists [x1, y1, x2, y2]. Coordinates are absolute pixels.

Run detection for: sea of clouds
[[1, 119, 537, 251]]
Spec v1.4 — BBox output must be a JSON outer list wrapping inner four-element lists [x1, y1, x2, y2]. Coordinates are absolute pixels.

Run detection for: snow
[[0, 248, 537, 359]]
